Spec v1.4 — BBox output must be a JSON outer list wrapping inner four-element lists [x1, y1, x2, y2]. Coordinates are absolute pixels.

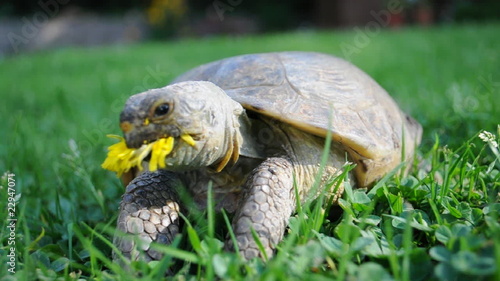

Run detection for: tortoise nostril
[[120, 121, 133, 133]]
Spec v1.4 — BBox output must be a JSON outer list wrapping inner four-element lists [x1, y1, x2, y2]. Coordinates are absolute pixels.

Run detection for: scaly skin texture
[[113, 170, 182, 263], [115, 158, 298, 261], [227, 157, 296, 259]]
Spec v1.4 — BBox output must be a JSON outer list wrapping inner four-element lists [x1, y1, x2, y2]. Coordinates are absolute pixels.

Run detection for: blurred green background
[[0, 0, 498, 221], [1, 0, 499, 56], [0, 0, 498, 219], [0, 1, 499, 279]]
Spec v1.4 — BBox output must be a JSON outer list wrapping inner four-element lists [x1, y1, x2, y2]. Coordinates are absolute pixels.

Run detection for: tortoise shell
[[173, 52, 422, 186]]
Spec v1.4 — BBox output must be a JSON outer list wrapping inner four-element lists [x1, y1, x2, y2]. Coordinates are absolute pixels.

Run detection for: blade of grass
[[367, 162, 406, 199], [250, 227, 268, 262], [221, 209, 239, 254]]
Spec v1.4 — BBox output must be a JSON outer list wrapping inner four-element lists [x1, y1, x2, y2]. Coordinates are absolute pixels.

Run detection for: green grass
[[0, 22, 499, 280]]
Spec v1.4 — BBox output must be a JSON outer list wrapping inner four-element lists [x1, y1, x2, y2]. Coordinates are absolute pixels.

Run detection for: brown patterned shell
[[172, 52, 422, 186]]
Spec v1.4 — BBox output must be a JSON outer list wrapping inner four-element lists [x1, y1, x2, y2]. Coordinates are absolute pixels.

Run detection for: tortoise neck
[[236, 112, 269, 160], [212, 109, 271, 172]]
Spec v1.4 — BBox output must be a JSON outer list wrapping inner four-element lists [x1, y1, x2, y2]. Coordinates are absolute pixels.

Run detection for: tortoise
[[105, 51, 422, 263]]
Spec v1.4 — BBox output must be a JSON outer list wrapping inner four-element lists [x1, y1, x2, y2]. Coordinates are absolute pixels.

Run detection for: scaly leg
[[228, 157, 296, 259], [113, 170, 183, 263]]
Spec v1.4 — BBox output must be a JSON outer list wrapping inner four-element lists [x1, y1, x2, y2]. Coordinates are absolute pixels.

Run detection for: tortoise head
[[120, 81, 242, 171]]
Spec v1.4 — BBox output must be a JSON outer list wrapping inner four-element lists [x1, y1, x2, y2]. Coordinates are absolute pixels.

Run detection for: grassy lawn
[[0, 23, 499, 280]]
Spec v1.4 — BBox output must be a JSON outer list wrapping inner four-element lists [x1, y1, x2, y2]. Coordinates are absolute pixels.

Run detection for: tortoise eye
[[154, 103, 170, 117]]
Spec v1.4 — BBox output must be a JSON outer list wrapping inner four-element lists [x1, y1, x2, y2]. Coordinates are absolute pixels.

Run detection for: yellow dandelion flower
[[149, 136, 175, 171], [101, 135, 139, 176], [102, 133, 196, 176]]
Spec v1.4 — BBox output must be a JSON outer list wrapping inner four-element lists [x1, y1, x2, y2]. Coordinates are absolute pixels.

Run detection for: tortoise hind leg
[[227, 157, 296, 259], [113, 170, 183, 264]]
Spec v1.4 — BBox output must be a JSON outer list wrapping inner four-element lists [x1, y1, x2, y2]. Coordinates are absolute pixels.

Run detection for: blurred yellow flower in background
[[147, 0, 187, 26]]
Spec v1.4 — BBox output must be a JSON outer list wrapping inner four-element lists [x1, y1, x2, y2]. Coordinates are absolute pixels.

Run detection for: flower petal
[[102, 134, 180, 176], [180, 134, 196, 146]]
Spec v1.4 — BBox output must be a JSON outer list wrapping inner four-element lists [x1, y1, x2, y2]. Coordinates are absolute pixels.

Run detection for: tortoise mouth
[[140, 134, 195, 162], [102, 134, 192, 176], [144, 133, 197, 171], [140, 133, 201, 146], [124, 127, 201, 148]]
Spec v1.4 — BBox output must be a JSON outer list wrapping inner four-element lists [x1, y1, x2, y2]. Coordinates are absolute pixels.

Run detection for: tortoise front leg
[[113, 170, 183, 263], [228, 157, 296, 259]]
